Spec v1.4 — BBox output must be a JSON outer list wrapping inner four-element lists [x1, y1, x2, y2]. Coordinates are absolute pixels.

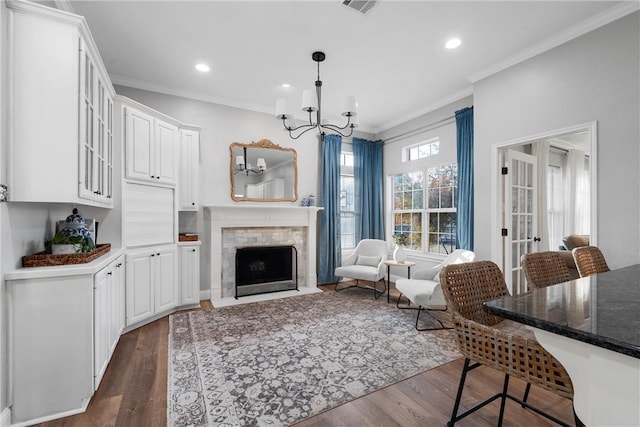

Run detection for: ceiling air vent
[[342, 0, 377, 15]]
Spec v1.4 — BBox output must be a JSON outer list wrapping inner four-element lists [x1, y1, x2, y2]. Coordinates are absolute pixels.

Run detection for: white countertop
[[5, 247, 125, 281]]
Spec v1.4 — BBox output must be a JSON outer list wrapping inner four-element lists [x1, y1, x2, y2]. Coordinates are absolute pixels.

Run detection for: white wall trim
[[0, 407, 11, 426], [468, 2, 640, 83], [490, 121, 598, 267], [199, 289, 211, 301], [376, 87, 472, 134]]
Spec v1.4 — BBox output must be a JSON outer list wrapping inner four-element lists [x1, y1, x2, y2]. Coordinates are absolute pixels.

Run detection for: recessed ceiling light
[[195, 63, 210, 72], [281, 83, 291, 88], [445, 38, 461, 49]]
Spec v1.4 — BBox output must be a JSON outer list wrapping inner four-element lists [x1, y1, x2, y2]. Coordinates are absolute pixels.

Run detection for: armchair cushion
[[335, 265, 383, 283], [356, 255, 381, 267], [395, 278, 446, 307]]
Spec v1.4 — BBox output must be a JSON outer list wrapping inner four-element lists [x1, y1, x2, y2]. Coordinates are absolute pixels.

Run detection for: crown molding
[[375, 86, 473, 134], [110, 74, 274, 115], [467, 1, 640, 83]]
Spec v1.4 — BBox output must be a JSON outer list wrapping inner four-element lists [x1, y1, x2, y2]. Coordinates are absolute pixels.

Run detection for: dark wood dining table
[[484, 264, 640, 426]]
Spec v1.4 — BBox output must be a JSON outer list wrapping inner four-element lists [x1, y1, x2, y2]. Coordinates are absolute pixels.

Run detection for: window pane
[[431, 141, 440, 156], [394, 191, 403, 210], [394, 175, 403, 192], [413, 171, 424, 190], [412, 190, 423, 209], [410, 232, 422, 251], [428, 189, 439, 209], [441, 187, 453, 208]]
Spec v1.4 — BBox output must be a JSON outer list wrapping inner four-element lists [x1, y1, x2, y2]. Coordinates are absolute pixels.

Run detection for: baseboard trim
[[0, 407, 11, 426], [8, 398, 89, 427], [199, 289, 211, 300]]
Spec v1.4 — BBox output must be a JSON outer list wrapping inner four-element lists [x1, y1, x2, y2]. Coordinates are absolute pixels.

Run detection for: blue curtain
[[353, 137, 384, 241], [318, 134, 342, 284], [455, 107, 474, 250]]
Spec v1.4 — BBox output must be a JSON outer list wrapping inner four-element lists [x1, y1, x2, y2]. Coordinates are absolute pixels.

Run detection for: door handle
[[533, 237, 541, 242]]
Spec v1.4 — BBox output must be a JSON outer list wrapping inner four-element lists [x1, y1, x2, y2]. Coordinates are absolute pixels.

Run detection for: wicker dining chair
[[572, 246, 610, 277], [521, 251, 572, 290], [439, 261, 575, 427]]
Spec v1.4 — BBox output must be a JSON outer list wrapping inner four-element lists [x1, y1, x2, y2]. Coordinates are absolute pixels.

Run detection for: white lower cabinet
[[179, 242, 201, 307], [126, 245, 178, 327], [6, 252, 125, 424], [94, 255, 125, 390]]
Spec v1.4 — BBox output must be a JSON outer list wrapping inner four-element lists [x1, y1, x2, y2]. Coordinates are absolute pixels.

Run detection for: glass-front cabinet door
[[78, 39, 114, 207]]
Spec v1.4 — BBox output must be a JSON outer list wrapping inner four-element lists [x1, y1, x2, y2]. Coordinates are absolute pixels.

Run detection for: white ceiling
[[68, 0, 636, 134]]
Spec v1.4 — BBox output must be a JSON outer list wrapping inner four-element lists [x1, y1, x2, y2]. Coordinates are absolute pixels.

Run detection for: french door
[[502, 149, 539, 294]]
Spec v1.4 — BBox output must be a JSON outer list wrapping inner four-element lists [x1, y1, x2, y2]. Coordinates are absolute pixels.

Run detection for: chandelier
[[234, 147, 266, 176], [275, 51, 359, 140]]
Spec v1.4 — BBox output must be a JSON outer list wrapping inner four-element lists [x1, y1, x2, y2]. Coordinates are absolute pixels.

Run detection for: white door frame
[[490, 121, 598, 274]]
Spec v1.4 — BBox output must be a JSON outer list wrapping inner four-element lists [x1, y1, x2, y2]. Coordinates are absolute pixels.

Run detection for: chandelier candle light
[[276, 51, 359, 139], [234, 146, 266, 176]]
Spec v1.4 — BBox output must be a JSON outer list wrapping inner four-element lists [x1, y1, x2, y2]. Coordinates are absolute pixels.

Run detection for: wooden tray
[[22, 243, 111, 267], [179, 234, 199, 242]]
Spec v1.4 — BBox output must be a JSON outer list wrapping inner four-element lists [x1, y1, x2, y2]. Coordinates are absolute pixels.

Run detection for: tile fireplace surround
[[204, 205, 323, 306]]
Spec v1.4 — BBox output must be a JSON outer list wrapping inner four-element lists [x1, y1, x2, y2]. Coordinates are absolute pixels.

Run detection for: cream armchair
[[334, 239, 387, 299], [395, 249, 475, 330]]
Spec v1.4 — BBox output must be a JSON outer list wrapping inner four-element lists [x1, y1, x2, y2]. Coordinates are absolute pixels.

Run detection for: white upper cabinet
[[178, 128, 200, 210], [124, 103, 178, 186], [6, 1, 115, 207]]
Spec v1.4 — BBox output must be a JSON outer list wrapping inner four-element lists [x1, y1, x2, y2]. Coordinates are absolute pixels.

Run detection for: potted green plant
[[51, 232, 95, 255], [392, 233, 409, 263]]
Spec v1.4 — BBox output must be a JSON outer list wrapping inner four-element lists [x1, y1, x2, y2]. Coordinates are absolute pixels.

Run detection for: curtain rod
[[382, 115, 455, 145]]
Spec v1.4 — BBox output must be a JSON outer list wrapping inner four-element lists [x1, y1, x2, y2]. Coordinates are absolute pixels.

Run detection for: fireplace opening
[[235, 245, 298, 298]]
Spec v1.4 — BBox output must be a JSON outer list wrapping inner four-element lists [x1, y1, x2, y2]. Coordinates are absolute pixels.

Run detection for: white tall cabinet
[[6, 0, 115, 207], [179, 242, 201, 307], [120, 97, 200, 330], [178, 128, 200, 210]]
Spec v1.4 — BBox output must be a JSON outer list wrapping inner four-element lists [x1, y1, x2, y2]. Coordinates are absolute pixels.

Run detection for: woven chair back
[[572, 246, 610, 277], [521, 251, 572, 290], [439, 260, 508, 327]]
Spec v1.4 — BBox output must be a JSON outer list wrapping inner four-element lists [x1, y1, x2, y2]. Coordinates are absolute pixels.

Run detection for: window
[[403, 138, 440, 162], [391, 163, 457, 255], [340, 152, 355, 249], [392, 171, 423, 250], [427, 164, 457, 254], [547, 164, 564, 250]]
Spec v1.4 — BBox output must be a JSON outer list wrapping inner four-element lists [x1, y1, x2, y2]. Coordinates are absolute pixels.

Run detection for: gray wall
[[474, 12, 640, 268]]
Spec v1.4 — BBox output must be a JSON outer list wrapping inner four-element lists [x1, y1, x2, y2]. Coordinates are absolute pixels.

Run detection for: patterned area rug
[[168, 289, 461, 426]]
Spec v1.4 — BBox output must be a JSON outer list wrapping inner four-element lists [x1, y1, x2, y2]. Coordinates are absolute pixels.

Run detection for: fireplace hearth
[[235, 245, 298, 298]]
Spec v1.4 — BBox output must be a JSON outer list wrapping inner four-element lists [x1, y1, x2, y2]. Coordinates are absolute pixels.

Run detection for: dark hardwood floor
[[38, 284, 575, 427]]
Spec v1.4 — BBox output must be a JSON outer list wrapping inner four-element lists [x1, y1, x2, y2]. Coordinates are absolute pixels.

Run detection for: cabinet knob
[[151, 175, 156, 178], [107, 272, 112, 276], [157, 253, 160, 256], [192, 249, 196, 252], [192, 202, 195, 206], [151, 254, 155, 257], [156, 176, 160, 180]]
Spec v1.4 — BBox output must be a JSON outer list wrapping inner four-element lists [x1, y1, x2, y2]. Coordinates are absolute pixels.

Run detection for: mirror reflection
[[230, 139, 298, 202]]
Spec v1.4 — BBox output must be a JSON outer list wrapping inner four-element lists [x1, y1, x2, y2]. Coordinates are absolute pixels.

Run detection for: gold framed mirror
[[230, 139, 298, 202]]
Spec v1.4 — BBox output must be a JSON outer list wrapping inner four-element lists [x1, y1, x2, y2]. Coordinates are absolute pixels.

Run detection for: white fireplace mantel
[[204, 205, 323, 304]]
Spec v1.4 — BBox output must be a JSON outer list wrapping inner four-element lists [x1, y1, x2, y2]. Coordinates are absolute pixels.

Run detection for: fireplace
[[235, 245, 298, 298], [204, 205, 322, 304]]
